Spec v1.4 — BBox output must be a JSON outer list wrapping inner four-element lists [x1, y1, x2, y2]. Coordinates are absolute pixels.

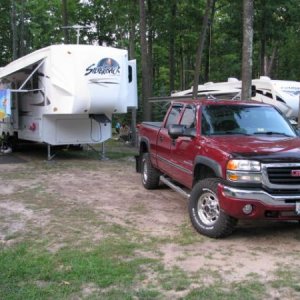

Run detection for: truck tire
[[141, 153, 160, 189], [188, 178, 237, 238]]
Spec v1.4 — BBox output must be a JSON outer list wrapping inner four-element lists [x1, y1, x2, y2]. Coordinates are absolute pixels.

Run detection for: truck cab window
[[165, 105, 183, 128], [180, 106, 195, 128], [201, 115, 210, 135]]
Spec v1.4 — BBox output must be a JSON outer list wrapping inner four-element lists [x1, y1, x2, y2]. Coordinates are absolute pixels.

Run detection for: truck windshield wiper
[[223, 131, 251, 136], [208, 131, 251, 136], [253, 131, 292, 137]]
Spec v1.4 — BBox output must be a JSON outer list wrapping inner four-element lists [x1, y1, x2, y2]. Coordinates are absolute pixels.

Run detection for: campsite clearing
[[0, 143, 299, 299]]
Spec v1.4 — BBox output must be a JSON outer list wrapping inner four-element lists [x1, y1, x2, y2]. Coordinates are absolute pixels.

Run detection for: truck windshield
[[201, 104, 296, 137]]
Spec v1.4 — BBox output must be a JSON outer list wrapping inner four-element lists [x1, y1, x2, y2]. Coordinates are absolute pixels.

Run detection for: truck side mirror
[[168, 124, 184, 139], [168, 124, 196, 139]]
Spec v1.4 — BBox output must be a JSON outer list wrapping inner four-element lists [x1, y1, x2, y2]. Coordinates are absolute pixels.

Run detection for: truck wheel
[[141, 153, 160, 189], [188, 178, 237, 238]]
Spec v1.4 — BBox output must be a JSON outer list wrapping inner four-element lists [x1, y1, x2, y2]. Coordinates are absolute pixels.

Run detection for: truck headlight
[[226, 160, 261, 183]]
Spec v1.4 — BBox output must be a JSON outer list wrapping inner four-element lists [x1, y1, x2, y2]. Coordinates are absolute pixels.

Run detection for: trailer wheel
[[141, 153, 160, 189], [188, 178, 237, 238]]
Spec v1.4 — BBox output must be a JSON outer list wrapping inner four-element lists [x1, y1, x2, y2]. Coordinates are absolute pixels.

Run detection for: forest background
[[1, 0, 300, 122]]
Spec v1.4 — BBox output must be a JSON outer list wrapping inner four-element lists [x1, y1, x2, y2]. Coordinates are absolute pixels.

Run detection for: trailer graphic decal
[[84, 58, 120, 76], [0, 89, 11, 119]]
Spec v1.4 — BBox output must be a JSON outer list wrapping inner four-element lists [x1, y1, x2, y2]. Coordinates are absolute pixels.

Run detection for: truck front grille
[[267, 166, 300, 185], [264, 188, 300, 195]]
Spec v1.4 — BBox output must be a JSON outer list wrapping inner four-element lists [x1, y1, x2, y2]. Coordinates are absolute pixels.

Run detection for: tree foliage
[[1, 0, 300, 120]]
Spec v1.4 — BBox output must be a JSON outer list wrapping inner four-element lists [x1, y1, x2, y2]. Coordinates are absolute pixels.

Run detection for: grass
[[54, 138, 138, 161], [0, 239, 158, 299], [0, 241, 269, 300], [1, 217, 299, 300], [160, 266, 192, 291], [172, 222, 206, 246], [271, 266, 300, 292], [184, 280, 265, 300]]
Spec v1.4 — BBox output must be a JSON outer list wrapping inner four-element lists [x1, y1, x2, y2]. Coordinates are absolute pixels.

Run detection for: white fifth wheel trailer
[[172, 77, 300, 119], [0, 44, 137, 158]]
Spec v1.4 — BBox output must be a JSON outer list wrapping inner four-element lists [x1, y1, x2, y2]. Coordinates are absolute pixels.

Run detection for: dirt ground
[[0, 143, 300, 298]]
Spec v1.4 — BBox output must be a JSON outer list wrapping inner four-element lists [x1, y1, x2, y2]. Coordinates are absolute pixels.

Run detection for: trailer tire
[[188, 178, 237, 238], [141, 153, 160, 189]]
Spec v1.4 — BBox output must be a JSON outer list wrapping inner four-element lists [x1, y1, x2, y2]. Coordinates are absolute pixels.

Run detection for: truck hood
[[208, 136, 300, 163]]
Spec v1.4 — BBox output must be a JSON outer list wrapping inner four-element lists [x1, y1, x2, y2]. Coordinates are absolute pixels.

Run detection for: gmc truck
[[137, 98, 300, 238]]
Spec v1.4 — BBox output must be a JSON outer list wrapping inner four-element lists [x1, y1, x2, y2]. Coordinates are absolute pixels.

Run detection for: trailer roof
[[0, 47, 49, 79], [0, 44, 128, 81], [170, 98, 269, 107]]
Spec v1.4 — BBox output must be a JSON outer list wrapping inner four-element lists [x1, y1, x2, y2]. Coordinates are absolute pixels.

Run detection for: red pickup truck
[[137, 98, 300, 238]]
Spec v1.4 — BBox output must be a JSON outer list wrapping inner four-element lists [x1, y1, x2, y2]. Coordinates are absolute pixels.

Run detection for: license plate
[[296, 202, 300, 215]]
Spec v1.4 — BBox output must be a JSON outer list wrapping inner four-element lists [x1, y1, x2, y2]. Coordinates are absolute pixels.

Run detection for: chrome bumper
[[222, 185, 300, 206]]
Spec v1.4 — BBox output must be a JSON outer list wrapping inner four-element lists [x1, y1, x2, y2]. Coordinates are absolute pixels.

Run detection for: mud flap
[[135, 155, 141, 173]]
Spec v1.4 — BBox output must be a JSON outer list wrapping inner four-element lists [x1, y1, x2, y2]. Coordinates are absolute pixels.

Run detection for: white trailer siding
[[0, 44, 137, 145], [172, 77, 300, 119]]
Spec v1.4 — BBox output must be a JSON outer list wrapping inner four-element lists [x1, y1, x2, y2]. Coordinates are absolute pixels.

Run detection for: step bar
[[160, 175, 190, 199]]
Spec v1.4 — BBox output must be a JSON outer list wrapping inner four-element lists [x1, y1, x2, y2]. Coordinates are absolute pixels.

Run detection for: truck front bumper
[[218, 184, 300, 220]]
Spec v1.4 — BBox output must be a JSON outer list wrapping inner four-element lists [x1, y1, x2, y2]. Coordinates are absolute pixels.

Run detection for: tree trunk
[[169, 0, 177, 94], [265, 46, 277, 77], [129, 0, 137, 146], [192, 0, 215, 98], [62, 0, 69, 44], [179, 37, 185, 90], [129, 15, 136, 59], [139, 0, 152, 120], [241, 0, 254, 101], [259, 0, 266, 76], [204, 26, 211, 83], [19, 0, 26, 57], [147, 0, 153, 98], [11, 0, 17, 60], [204, 0, 216, 83]]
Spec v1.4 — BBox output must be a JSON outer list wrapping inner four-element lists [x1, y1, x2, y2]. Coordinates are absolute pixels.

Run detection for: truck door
[[170, 105, 196, 188], [156, 104, 183, 175]]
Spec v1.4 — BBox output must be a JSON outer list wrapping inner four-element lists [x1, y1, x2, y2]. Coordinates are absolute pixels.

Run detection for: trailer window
[[276, 95, 285, 103], [32, 71, 39, 92], [256, 89, 273, 99], [128, 66, 132, 83]]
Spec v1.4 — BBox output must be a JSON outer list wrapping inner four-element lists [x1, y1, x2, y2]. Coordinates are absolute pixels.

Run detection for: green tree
[[0, 0, 12, 65], [1, 0, 300, 122], [192, 0, 216, 98]]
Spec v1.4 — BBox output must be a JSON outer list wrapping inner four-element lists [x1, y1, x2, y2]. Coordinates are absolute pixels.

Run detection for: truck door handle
[[172, 139, 176, 146], [159, 136, 163, 142]]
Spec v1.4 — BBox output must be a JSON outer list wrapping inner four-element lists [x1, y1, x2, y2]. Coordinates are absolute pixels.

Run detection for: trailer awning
[[0, 47, 49, 80]]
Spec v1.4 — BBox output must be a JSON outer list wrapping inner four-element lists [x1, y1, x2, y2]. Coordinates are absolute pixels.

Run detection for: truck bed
[[141, 122, 162, 128]]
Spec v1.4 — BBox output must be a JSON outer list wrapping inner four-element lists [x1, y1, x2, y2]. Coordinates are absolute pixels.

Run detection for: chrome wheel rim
[[197, 190, 220, 226]]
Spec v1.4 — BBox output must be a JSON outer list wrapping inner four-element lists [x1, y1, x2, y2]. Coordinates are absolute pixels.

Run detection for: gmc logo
[[291, 170, 300, 177]]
